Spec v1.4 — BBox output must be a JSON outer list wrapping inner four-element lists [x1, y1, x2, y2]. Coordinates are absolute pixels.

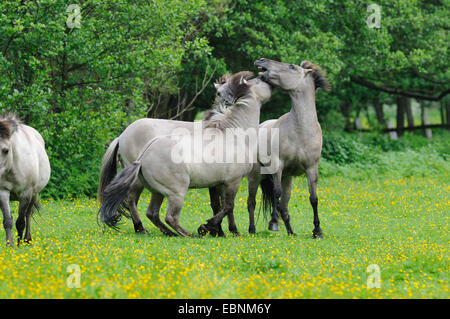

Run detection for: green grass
[[0, 170, 448, 298]]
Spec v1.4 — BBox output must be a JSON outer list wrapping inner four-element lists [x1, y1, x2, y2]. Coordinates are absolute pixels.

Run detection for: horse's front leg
[[16, 191, 33, 245], [278, 175, 295, 235], [0, 191, 13, 247], [247, 171, 260, 234], [199, 181, 240, 237], [306, 165, 323, 239], [208, 186, 225, 237]]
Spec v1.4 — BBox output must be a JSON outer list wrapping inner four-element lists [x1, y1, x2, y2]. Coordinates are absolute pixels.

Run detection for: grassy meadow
[[0, 132, 448, 299]]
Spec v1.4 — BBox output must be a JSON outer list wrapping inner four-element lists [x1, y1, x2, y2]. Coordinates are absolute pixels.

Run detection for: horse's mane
[[301, 61, 330, 91], [204, 71, 256, 129], [216, 73, 231, 85], [203, 71, 255, 122], [0, 113, 21, 139]]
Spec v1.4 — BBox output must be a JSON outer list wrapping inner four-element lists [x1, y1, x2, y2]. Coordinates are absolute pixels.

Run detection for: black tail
[[260, 176, 275, 221], [98, 138, 119, 204], [97, 162, 142, 230]]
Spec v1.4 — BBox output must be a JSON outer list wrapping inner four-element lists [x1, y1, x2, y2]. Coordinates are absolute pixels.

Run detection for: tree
[[0, 0, 215, 197], [204, 0, 449, 127]]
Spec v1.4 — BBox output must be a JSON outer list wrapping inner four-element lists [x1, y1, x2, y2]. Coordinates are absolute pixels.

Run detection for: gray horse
[[0, 114, 50, 246], [98, 71, 254, 236], [98, 75, 272, 237], [246, 58, 329, 238]]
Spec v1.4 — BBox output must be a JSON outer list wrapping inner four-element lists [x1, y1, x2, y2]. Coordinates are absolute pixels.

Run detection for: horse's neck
[[221, 97, 261, 130], [287, 88, 320, 137]]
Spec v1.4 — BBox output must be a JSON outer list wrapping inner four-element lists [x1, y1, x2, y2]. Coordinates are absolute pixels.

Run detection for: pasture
[[0, 172, 447, 299]]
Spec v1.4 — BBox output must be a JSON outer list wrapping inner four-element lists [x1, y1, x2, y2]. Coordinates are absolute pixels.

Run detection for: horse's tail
[[98, 138, 119, 204], [31, 195, 42, 220], [260, 176, 275, 220], [97, 161, 142, 230]]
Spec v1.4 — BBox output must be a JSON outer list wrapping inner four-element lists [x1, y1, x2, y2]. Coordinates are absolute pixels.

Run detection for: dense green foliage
[[320, 130, 449, 179], [0, 1, 448, 197], [1, 0, 215, 197]]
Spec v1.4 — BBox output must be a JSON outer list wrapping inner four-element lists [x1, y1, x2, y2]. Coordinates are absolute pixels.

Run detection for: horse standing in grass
[[98, 71, 254, 236], [98, 75, 272, 237], [0, 114, 50, 246], [247, 59, 329, 238]]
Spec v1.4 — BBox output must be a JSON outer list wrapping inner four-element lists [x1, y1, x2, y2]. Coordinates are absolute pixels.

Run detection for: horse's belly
[[187, 163, 250, 188]]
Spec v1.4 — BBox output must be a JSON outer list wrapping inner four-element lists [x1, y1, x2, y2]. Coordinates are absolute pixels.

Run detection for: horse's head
[[214, 71, 256, 106], [0, 121, 12, 166], [254, 58, 330, 93], [205, 71, 269, 121], [224, 70, 272, 106], [0, 114, 20, 166]]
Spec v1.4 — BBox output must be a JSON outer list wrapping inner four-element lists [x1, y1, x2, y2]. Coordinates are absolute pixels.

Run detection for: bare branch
[[168, 63, 217, 120]]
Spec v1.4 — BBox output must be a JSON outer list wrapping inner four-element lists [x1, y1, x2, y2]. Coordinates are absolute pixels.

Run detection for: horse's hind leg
[[0, 191, 13, 247], [145, 192, 177, 237], [278, 176, 295, 235], [165, 194, 193, 237], [127, 182, 148, 234]]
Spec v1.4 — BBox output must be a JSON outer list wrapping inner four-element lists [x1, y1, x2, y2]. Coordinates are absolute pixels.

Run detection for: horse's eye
[[289, 64, 295, 70], [217, 92, 221, 97], [2, 148, 9, 155]]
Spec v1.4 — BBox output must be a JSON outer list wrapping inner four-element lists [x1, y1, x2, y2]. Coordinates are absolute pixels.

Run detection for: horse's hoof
[[209, 229, 218, 237], [136, 229, 149, 235], [312, 232, 324, 239], [163, 231, 178, 237], [268, 222, 279, 232], [229, 227, 240, 236], [197, 224, 209, 237], [248, 226, 256, 234], [217, 228, 226, 237]]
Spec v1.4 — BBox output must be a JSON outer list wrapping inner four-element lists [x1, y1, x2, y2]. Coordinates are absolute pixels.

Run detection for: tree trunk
[[405, 98, 414, 128], [420, 104, 432, 140], [396, 96, 406, 137], [373, 96, 385, 127], [339, 103, 352, 131], [445, 100, 450, 130]]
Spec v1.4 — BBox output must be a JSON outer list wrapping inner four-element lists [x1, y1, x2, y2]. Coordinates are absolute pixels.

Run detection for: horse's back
[[119, 118, 195, 165]]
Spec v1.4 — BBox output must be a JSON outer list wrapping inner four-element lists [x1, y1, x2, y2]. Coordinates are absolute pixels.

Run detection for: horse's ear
[[239, 76, 248, 85], [303, 68, 314, 76], [214, 83, 220, 89], [0, 121, 11, 139]]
